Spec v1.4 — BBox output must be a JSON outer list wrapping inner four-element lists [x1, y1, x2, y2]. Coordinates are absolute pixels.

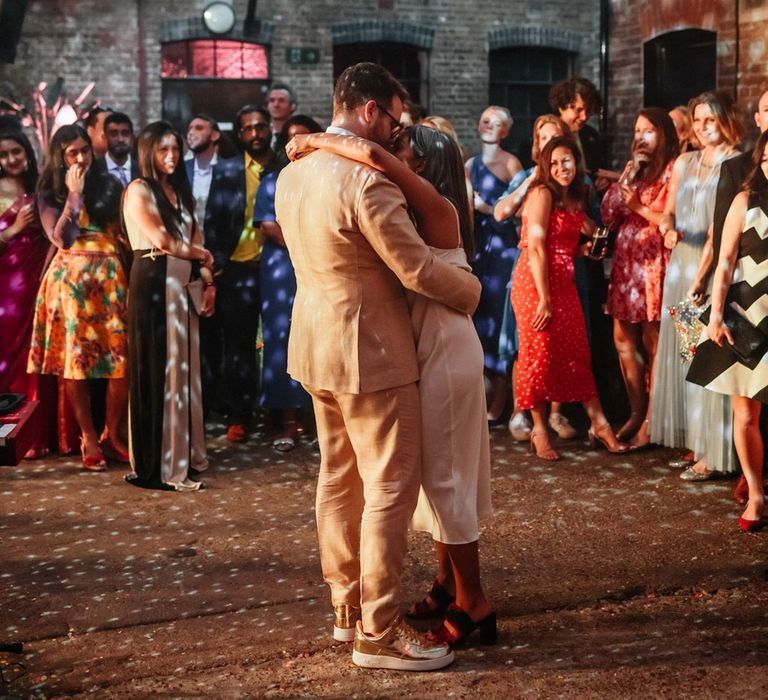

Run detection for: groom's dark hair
[[333, 62, 409, 115]]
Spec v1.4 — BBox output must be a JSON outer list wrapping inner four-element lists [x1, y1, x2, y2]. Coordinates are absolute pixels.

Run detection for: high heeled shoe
[[530, 429, 560, 461], [80, 438, 106, 471], [739, 516, 764, 532], [429, 603, 497, 647], [587, 424, 629, 453], [99, 437, 130, 463], [407, 581, 455, 619], [616, 411, 644, 442]]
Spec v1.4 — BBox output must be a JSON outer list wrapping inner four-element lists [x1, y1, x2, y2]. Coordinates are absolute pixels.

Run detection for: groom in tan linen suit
[[275, 63, 481, 669]]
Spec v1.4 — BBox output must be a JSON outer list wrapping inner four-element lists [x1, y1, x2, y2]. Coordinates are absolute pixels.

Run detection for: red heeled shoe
[[739, 516, 764, 533], [100, 438, 130, 463], [429, 603, 497, 647], [80, 438, 106, 471]]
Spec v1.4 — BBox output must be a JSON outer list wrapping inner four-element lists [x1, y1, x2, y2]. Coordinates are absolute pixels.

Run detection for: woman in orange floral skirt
[[28, 125, 128, 470]]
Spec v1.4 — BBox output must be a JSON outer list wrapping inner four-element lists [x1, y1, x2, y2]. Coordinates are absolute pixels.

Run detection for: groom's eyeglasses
[[376, 103, 402, 134]]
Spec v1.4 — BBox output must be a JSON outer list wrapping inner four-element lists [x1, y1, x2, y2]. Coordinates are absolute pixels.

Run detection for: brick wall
[[0, 0, 601, 157], [606, 0, 767, 167]]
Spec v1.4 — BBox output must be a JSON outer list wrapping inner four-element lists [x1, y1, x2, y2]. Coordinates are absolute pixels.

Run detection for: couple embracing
[[275, 63, 495, 671]]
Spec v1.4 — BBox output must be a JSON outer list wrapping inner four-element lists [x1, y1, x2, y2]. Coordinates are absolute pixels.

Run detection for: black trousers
[[215, 260, 261, 424]]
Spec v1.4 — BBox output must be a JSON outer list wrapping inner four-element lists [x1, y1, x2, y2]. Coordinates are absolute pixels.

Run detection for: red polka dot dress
[[511, 207, 597, 410]]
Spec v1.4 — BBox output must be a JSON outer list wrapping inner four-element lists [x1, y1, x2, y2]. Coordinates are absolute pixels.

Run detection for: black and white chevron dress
[[687, 191, 768, 401]]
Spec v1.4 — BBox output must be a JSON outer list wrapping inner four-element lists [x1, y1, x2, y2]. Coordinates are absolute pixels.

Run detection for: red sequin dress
[[511, 207, 597, 409]]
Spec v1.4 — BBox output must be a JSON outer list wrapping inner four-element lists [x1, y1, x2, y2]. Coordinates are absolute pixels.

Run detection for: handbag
[[699, 302, 768, 368], [721, 303, 768, 366], [186, 278, 205, 316]]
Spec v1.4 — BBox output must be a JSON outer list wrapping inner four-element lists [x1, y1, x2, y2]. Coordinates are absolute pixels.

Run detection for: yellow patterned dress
[[27, 208, 128, 380]]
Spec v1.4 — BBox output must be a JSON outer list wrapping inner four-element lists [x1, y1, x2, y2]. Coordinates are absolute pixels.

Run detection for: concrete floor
[[1, 424, 766, 698]]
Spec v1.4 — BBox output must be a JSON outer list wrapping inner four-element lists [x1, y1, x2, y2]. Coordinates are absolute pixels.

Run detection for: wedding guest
[[205, 106, 276, 442], [274, 115, 322, 169], [548, 78, 603, 175], [511, 136, 627, 460], [254, 116, 320, 450], [600, 108, 679, 448], [465, 106, 522, 420], [267, 83, 298, 149], [185, 114, 221, 220], [669, 106, 696, 153], [494, 115, 578, 442], [84, 107, 111, 160], [28, 125, 128, 470], [0, 130, 55, 457], [710, 88, 768, 503], [650, 91, 742, 480], [93, 112, 138, 188], [687, 130, 768, 530], [122, 121, 214, 491], [288, 123, 495, 647]]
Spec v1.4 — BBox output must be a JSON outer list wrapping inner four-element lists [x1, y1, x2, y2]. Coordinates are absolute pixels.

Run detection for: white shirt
[[191, 153, 218, 232], [105, 153, 132, 188]]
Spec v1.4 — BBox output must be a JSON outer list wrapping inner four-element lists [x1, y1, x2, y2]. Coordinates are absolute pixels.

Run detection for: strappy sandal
[[406, 581, 455, 619], [429, 603, 498, 647], [530, 429, 559, 461]]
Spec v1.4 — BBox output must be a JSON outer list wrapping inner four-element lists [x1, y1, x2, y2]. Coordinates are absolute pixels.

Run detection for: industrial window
[[161, 40, 268, 80], [160, 40, 270, 134], [489, 46, 573, 165], [644, 29, 716, 109], [333, 42, 429, 109]]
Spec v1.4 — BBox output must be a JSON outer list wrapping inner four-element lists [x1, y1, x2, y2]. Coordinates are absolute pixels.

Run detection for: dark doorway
[[489, 46, 573, 166], [644, 29, 717, 109], [333, 42, 429, 108]]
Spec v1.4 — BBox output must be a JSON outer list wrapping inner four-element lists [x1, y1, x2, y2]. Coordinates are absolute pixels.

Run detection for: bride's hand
[[285, 135, 316, 161]]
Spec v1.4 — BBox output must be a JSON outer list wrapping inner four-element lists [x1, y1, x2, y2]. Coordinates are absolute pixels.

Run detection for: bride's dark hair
[[408, 125, 475, 258]]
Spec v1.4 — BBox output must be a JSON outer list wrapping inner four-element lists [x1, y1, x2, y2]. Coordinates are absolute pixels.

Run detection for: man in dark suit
[[185, 114, 220, 222], [92, 112, 139, 187], [204, 106, 276, 442], [712, 88, 768, 503]]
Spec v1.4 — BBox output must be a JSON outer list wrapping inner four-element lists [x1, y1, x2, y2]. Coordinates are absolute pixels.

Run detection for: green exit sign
[[286, 47, 320, 65]]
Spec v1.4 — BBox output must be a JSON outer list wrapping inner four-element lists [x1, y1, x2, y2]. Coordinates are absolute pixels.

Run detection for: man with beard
[[185, 114, 221, 223], [205, 106, 275, 442], [95, 112, 138, 188]]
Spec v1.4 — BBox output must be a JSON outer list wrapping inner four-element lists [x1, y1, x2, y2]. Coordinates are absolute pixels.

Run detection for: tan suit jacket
[[275, 149, 481, 394]]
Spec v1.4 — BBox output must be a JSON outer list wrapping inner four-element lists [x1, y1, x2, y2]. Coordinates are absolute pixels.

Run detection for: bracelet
[[203, 279, 215, 288]]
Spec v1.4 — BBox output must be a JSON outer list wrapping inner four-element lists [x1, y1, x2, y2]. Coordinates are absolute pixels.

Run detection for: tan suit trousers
[[307, 382, 421, 633]]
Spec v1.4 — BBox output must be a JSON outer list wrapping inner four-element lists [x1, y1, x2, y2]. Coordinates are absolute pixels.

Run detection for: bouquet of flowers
[[669, 299, 705, 363]]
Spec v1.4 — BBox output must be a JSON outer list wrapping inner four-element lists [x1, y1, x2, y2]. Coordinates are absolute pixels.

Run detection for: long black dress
[[124, 181, 208, 491]]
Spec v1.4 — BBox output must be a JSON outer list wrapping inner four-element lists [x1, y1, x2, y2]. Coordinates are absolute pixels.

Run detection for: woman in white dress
[[649, 91, 742, 479], [287, 125, 495, 646]]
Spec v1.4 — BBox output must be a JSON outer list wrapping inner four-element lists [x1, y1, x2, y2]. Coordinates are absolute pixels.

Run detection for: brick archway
[[331, 20, 434, 50], [488, 26, 583, 53]]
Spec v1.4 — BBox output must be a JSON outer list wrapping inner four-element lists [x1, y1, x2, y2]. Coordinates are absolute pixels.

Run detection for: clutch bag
[[722, 303, 768, 366], [186, 279, 205, 316]]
